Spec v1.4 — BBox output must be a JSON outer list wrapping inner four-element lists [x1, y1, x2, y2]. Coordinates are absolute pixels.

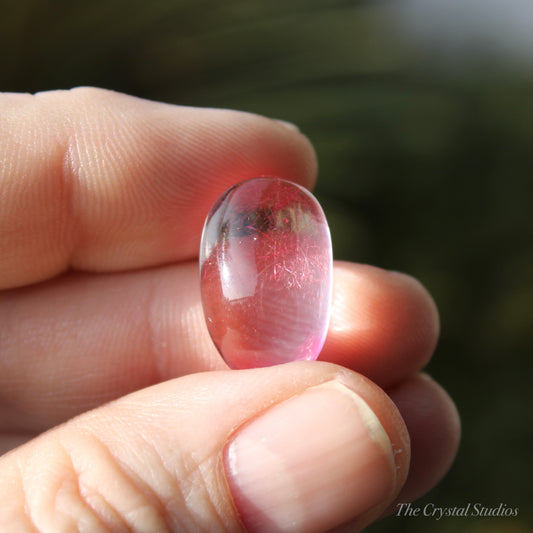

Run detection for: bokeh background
[[1, 1, 532, 531]]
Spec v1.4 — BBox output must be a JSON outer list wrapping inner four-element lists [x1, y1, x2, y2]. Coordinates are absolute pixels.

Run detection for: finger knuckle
[[18, 433, 172, 532]]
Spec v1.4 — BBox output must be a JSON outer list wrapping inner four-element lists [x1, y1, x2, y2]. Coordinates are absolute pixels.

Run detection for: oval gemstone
[[199, 177, 332, 369]]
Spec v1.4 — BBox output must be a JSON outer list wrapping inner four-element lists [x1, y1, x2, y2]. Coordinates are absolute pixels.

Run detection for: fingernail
[[275, 119, 300, 133], [224, 381, 396, 532]]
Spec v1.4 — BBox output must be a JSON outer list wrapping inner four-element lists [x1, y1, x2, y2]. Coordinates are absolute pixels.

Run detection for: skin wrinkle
[[179, 453, 232, 532], [60, 130, 80, 277], [18, 439, 86, 532], [111, 123, 161, 220], [71, 120, 130, 268], [122, 409, 187, 527], [116, 416, 232, 533], [63, 112, 103, 271], [127, 431, 183, 533], [197, 458, 241, 533], [40, 107, 76, 276], [56, 439, 111, 533], [15, 456, 40, 533], [112, 435, 176, 533], [62, 431, 171, 533], [9, 100, 72, 284]]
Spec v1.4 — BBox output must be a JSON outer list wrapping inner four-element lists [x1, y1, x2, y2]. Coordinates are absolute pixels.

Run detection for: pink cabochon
[[200, 177, 332, 369]]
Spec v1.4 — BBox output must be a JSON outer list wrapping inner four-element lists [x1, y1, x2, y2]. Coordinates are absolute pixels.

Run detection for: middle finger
[[0, 261, 438, 432]]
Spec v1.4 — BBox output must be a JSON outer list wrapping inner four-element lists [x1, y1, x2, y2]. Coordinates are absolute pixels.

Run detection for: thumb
[[0, 362, 409, 532]]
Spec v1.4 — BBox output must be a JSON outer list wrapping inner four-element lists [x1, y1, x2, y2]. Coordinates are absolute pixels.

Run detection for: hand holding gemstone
[[200, 177, 333, 369], [0, 89, 458, 533]]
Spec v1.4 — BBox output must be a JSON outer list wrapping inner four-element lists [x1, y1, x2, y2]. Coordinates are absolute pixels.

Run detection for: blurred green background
[[1, 1, 532, 531]]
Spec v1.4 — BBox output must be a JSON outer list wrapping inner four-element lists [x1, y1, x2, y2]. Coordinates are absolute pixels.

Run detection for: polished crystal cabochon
[[200, 177, 332, 369]]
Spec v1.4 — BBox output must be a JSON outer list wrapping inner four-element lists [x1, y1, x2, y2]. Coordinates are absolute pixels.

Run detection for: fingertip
[[321, 263, 440, 387], [220, 362, 410, 532], [270, 117, 318, 190], [386, 373, 461, 506], [388, 270, 440, 348]]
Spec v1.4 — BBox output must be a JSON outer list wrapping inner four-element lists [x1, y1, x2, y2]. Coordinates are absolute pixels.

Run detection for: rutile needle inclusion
[[200, 177, 332, 369]]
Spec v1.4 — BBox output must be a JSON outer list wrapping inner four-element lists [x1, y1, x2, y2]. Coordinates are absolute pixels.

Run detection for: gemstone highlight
[[200, 177, 332, 369]]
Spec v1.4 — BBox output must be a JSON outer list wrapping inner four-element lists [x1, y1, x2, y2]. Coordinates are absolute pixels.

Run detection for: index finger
[[0, 88, 317, 290]]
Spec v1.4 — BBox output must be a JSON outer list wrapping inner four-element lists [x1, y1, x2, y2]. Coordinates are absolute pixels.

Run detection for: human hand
[[0, 88, 460, 532]]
